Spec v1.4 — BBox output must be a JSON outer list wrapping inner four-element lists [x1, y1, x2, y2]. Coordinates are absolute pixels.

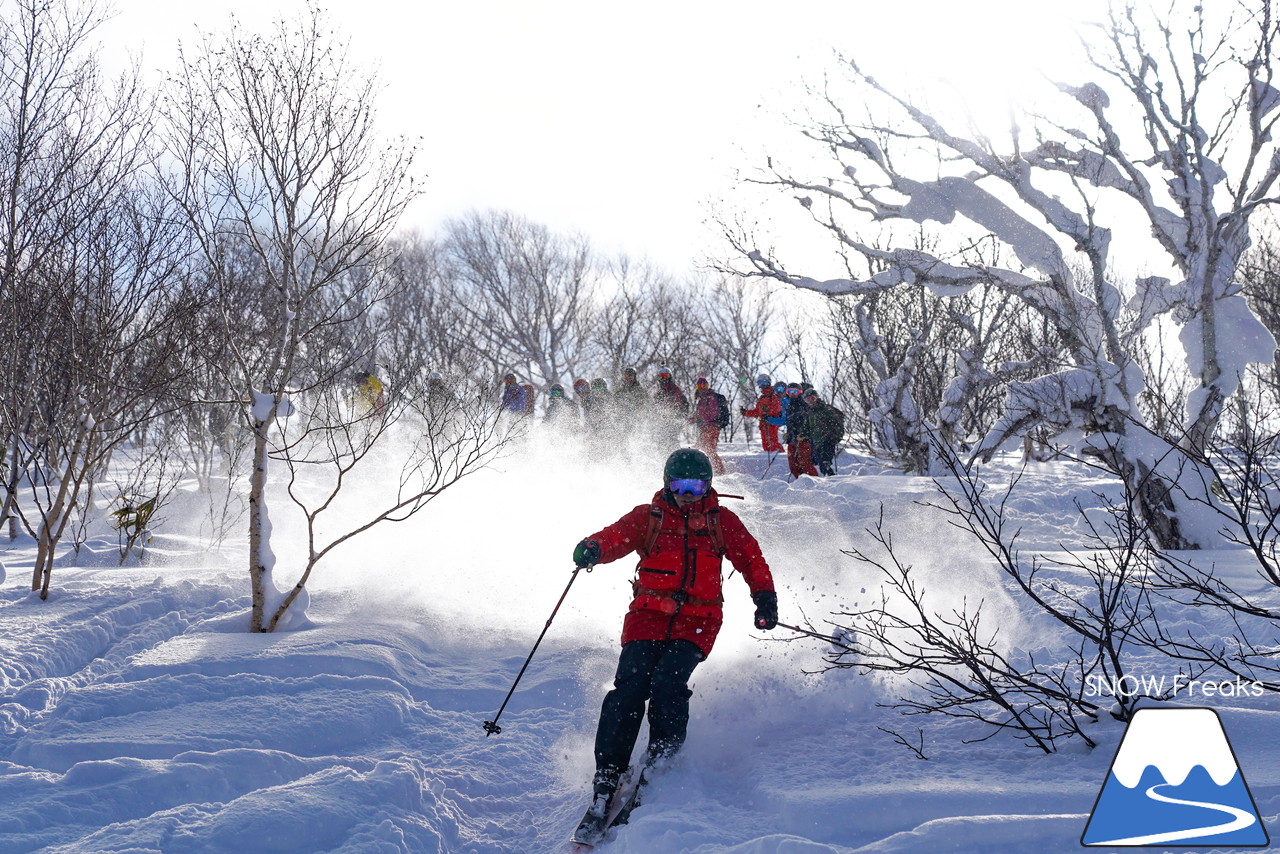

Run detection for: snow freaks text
[[1085, 675, 1266, 700]]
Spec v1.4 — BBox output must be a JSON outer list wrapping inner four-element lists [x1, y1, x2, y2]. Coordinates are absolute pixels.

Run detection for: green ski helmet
[[663, 447, 714, 484]]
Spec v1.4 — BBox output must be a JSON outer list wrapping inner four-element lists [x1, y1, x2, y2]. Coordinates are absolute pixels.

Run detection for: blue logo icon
[[1082, 707, 1268, 847]]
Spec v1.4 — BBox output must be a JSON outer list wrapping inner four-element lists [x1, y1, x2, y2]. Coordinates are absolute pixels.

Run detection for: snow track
[[0, 566, 603, 853], [0, 573, 247, 748]]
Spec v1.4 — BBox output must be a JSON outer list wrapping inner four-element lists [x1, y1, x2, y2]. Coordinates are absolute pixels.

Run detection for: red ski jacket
[[586, 489, 774, 657], [743, 387, 783, 422]]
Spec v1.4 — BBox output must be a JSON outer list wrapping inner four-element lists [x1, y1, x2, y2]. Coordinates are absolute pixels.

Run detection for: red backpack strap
[[642, 502, 725, 557], [706, 506, 726, 557], [640, 503, 664, 556]]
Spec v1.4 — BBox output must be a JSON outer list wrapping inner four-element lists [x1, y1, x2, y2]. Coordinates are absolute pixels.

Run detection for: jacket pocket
[[630, 593, 679, 615]]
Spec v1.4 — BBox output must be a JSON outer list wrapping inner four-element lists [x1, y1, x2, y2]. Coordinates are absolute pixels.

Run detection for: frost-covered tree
[[738, 0, 1280, 548], [1238, 221, 1280, 404]]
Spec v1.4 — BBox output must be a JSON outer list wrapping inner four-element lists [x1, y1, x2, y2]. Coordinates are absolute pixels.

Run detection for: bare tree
[[823, 445, 1204, 752], [19, 181, 196, 598], [440, 209, 596, 388], [264, 376, 506, 632], [107, 435, 183, 565], [0, 0, 149, 542], [0, 0, 195, 597], [736, 0, 1280, 548], [360, 212, 786, 431], [374, 232, 478, 387], [587, 255, 689, 382], [161, 7, 498, 633], [692, 274, 776, 438]]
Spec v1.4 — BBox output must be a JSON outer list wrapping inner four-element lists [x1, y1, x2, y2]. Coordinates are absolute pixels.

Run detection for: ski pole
[[759, 450, 778, 481], [775, 620, 849, 646], [482, 564, 592, 736]]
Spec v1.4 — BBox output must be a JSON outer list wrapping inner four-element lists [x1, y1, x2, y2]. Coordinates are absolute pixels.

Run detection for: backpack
[[522, 383, 536, 415], [714, 392, 730, 429], [640, 502, 725, 557], [817, 404, 846, 442]]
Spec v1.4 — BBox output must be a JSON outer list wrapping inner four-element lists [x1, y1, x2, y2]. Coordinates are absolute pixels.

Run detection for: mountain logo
[[1081, 707, 1269, 847]]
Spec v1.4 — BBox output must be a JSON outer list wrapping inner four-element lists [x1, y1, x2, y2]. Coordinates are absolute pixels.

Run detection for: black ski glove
[[573, 539, 601, 568], [752, 590, 778, 631]]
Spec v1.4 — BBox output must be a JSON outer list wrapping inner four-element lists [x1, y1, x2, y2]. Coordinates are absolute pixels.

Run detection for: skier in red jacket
[[741, 373, 784, 452], [569, 448, 778, 844]]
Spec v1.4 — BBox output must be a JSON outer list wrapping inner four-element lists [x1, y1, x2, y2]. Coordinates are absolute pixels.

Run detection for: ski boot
[[570, 767, 620, 849]]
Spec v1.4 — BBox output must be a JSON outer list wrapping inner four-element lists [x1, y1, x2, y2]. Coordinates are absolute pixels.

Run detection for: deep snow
[[2, 435, 1278, 853]]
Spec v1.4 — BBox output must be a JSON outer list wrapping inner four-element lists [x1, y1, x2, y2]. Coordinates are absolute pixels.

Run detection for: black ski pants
[[593, 638, 703, 775]]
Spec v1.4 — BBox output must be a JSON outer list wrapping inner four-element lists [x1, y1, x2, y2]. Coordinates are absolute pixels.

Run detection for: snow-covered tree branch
[[738, 0, 1280, 548]]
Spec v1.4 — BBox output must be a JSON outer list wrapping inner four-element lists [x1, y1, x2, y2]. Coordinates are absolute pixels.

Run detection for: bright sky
[[99, 0, 1113, 270]]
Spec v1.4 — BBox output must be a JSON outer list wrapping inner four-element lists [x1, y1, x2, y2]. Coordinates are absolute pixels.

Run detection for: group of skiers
[[501, 368, 734, 473], [501, 368, 846, 479], [351, 370, 457, 425], [351, 366, 846, 481], [740, 373, 845, 478]]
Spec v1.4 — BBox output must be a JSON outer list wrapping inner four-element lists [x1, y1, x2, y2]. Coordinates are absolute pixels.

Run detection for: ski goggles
[[550, 388, 564, 397], [668, 478, 709, 497], [657, 371, 673, 381], [695, 379, 710, 390]]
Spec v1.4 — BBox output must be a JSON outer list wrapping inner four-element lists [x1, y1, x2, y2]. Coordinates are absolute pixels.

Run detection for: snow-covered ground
[[2, 436, 1278, 853]]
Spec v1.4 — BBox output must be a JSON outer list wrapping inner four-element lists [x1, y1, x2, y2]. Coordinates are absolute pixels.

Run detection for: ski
[[566, 761, 657, 851], [568, 773, 632, 850], [606, 763, 650, 829], [569, 789, 613, 851]]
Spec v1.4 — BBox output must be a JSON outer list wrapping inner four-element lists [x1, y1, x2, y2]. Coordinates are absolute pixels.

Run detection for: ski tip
[[567, 842, 596, 853]]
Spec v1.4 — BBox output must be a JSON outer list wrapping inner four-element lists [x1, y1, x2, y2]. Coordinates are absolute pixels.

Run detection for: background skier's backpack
[[714, 392, 730, 429], [822, 405, 846, 442]]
